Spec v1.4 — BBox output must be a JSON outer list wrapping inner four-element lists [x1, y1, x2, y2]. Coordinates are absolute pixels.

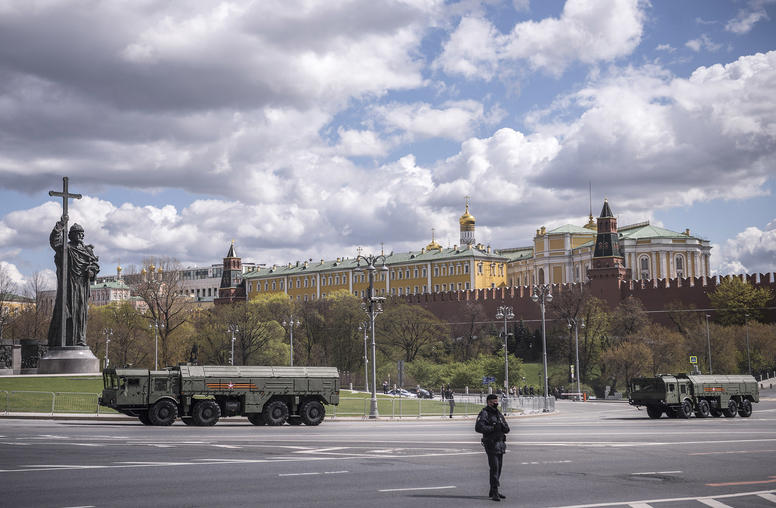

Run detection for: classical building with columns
[[505, 200, 712, 286]]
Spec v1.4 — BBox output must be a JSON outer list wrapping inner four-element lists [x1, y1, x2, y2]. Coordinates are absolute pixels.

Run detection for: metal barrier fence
[[0, 391, 105, 415], [0, 390, 556, 417], [327, 395, 555, 419]]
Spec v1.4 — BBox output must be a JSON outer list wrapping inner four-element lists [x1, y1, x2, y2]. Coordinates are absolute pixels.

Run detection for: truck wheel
[[248, 413, 266, 426], [149, 400, 178, 426], [300, 400, 326, 426], [666, 408, 678, 419], [710, 408, 722, 417], [646, 405, 663, 419], [192, 400, 221, 426], [677, 400, 692, 419], [263, 400, 289, 426], [738, 399, 753, 418], [181, 417, 195, 425], [287, 416, 303, 425], [138, 411, 152, 425], [722, 400, 737, 417], [695, 400, 711, 418]]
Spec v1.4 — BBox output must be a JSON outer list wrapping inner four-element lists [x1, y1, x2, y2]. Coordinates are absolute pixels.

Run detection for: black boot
[[489, 490, 500, 502], [497, 492, 506, 499]]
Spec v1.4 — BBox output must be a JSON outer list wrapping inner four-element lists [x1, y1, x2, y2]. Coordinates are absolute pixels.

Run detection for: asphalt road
[[1, 390, 775, 508]]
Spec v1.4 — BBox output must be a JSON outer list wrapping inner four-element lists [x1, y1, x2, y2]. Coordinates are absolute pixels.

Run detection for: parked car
[[388, 388, 416, 398], [408, 387, 433, 399]]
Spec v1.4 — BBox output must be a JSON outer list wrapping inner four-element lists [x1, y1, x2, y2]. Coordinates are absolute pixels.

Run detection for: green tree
[[376, 303, 449, 363], [601, 341, 652, 393], [708, 276, 773, 325]]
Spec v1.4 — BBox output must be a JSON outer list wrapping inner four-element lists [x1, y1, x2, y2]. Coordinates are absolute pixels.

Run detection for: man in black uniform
[[475, 393, 510, 501]]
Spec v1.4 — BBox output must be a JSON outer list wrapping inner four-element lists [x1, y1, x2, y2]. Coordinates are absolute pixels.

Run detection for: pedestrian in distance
[[447, 388, 455, 418], [475, 393, 510, 501]]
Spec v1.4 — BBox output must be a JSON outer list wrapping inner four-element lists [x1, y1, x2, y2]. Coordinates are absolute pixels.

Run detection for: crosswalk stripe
[[698, 499, 733, 507], [628, 503, 653, 507], [759, 493, 776, 503]]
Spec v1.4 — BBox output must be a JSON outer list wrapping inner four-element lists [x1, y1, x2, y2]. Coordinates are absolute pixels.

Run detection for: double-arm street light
[[355, 252, 388, 419], [359, 322, 369, 393], [705, 314, 713, 375], [103, 328, 113, 369], [229, 324, 239, 366], [150, 320, 164, 370], [744, 313, 752, 375], [282, 317, 300, 366], [495, 306, 514, 393], [531, 285, 553, 411], [567, 318, 584, 401]]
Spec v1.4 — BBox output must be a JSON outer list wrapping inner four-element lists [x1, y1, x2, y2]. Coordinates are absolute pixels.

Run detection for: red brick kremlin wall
[[394, 273, 776, 328]]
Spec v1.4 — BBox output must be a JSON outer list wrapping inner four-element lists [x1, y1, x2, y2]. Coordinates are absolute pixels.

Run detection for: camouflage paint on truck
[[99, 364, 340, 426], [628, 373, 758, 419]]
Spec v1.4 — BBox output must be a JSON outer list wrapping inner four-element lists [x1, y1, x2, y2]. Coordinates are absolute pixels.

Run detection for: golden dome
[[425, 228, 442, 251], [459, 199, 475, 226]]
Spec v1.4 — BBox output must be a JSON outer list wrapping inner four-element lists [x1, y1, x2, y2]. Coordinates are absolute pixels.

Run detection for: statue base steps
[[37, 347, 100, 374]]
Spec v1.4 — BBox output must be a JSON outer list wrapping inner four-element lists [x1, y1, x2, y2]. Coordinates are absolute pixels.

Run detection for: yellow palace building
[[243, 202, 509, 301], [242, 198, 712, 302]]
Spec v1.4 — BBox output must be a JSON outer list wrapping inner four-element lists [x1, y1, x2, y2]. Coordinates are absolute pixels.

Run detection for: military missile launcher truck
[[628, 373, 758, 419], [99, 364, 340, 426]]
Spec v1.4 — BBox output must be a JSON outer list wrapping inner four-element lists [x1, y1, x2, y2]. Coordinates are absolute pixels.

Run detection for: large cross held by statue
[[49, 177, 82, 348]]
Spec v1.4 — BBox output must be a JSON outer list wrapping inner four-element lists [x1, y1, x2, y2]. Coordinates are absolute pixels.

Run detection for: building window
[[464, 264, 469, 274], [478, 263, 483, 275], [414, 268, 419, 278], [441, 266, 447, 276], [296, 279, 301, 288], [405, 269, 410, 279], [434, 284, 440, 292], [434, 266, 439, 277], [639, 256, 650, 280], [676, 255, 685, 278], [304, 279, 308, 288], [465, 282, 470, 290], [414, 286, 419, 294], [422, 267, 427, 277]]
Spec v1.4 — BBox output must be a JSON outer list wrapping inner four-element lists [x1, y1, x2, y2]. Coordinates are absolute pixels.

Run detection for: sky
[[1, 0, 775, 290]]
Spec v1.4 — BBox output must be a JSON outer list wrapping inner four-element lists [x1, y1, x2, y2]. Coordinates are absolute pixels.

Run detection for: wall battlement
[[392, 273, 776, 326]]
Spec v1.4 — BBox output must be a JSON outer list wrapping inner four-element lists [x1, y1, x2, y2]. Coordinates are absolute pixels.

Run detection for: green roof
[[91, 280, 130, 290], [244, 246, 508, 279], [498, 247, 534, 261], [547, 224, 596, 235], [619, 223, 699, 240]]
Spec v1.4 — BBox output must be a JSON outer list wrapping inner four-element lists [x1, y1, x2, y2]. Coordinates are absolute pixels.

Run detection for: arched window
[[639, 256, 650, 280], [675, 255, 685, 278], [538, 268, 545, 284]]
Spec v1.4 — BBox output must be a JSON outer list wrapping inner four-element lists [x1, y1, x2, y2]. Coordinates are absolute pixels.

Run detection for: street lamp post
[[495, 306, 514, 392], [567, 318, 584, 401], [744, 313, 752, 375], [282, 317, 300, 366], [531, 285, 553, 411], [103, 328, 112, 369], [229, 325, 239, 366], [705, 314, 713, 375], [151, 320, 159, 370], [359, 322, 369, 393], [355, 252, 388, 419]]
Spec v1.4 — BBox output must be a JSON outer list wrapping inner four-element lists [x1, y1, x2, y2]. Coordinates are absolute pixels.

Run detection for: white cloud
[[435, 0, 646, 79], [656, 44, 676, 53], [712, 219, 776, 274], [0, 261, 25, 287], [685, 34, 722, 53], [372, 100, 502, 141], [336, 128, 390, 157], [725, 0, 774, 34]]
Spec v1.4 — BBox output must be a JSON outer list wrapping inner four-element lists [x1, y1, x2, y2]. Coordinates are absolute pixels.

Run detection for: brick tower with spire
[[214, 240, 245, 304], [587, 199, 631, 304]]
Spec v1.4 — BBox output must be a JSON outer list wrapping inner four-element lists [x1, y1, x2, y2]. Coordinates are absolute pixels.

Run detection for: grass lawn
[[0, 375, 104, 394]]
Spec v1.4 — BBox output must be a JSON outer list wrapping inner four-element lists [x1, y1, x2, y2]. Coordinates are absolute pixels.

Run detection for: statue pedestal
[[37, 347, 100, 374]]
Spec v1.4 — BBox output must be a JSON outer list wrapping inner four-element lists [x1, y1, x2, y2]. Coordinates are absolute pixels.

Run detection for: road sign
[[689, 356, 698, 364], [482, 376, 496, 385]]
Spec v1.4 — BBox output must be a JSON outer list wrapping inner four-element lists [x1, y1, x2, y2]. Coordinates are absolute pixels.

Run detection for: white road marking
[[379, 486, 456, 493], [521, 460, 572, 465], [631, 471, 682, 475], [758, 493, 776, 503], [548, 488, 776, 507], [691, 449, 776, 456], [294, 446, 348, 454], [278, 470, 348, 477], [628, 504, 653, 508], [211, 444, 241, 449], [697, 499, 733, 507]]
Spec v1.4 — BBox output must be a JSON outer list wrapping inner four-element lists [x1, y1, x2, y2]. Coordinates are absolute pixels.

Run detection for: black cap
[[486, 394, 498, 401]]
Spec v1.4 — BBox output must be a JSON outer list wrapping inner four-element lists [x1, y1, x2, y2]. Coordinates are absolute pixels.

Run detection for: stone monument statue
[[37, 177, 100, 374]]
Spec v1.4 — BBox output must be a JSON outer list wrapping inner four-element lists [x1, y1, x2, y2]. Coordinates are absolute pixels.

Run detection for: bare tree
[[135, 257, 191, 368], [377, 303, 449, 363], [0, 264, 19, 341]]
